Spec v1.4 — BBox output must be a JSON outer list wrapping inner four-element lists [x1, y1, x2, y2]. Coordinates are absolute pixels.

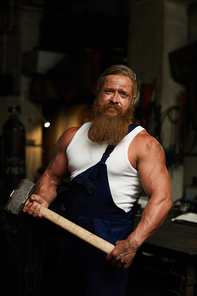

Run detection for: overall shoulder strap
[[100, 145, 116, 164], [128, 123, 138, 133]]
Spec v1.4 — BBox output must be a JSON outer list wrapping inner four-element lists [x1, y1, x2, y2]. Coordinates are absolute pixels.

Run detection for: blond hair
[[96, 64, 140, 104]]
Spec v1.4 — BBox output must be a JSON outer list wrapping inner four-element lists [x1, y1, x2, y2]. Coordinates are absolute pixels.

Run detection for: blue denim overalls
[[57, 123, 138, 296]]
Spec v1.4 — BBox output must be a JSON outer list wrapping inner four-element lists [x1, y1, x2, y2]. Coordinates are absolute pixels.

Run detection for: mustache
[[102, 102, 123, 113]]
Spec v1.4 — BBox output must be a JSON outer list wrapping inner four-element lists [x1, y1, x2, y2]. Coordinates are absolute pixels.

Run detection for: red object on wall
[[143, 85, 153, 109]]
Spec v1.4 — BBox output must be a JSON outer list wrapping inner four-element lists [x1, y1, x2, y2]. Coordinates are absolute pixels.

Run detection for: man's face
[[97, 75, 136, 117], [90, 75, 136, 145]]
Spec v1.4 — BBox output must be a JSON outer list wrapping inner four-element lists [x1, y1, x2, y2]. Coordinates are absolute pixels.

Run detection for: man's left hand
[[106, 239, 137, 269]]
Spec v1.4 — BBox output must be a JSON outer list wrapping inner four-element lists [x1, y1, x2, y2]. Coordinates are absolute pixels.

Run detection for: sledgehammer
[[4, 179, 114, 254]]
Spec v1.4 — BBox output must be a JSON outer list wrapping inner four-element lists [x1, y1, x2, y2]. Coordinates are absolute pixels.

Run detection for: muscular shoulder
[[56, 127, 79, 152], [128, 130, 165, 169], [138, 131, 163, 155]]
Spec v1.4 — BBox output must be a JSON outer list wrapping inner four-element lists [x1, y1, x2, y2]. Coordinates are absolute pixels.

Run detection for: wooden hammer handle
[[34, 201, 115, 254]]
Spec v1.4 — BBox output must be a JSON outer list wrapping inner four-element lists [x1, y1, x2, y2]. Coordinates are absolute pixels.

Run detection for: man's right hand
[[23, 194, 50, 219]]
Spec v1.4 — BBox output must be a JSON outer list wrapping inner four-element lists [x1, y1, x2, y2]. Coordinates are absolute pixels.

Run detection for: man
[[23, 65, 172, 296]]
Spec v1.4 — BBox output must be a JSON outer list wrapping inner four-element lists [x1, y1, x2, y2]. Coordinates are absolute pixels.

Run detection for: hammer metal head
[[4, 179, 35, 216]]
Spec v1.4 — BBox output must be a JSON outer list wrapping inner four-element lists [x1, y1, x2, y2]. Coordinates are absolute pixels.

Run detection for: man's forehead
[[102, 75, 133, 90]]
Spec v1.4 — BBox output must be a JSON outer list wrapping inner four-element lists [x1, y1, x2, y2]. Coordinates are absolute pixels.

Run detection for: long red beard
[[89, 99, 135, 145]]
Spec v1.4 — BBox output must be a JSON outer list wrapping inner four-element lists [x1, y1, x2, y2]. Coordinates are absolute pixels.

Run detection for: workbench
[[128, 212, 197, 296]]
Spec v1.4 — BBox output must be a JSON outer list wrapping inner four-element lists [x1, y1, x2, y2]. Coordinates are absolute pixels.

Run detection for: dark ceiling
[[39, 0, 130, 54]]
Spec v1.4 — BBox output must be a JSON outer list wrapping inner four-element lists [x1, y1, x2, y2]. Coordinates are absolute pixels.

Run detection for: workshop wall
[[184, 2, 197, 188], [128, 0, 197, 201]]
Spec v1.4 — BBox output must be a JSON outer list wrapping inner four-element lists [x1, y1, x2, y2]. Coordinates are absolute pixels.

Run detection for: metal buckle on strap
[[84, 180, 96, 194]]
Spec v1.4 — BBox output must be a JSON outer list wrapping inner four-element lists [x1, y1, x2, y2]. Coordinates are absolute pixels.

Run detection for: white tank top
[[66, 122, 145, 213]]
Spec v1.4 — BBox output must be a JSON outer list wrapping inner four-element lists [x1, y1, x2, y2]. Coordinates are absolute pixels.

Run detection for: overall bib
[[57, 124, 138, 296]]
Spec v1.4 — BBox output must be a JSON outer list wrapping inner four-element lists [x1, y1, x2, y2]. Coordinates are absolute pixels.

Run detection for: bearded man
[[23, 65, 172, 296]]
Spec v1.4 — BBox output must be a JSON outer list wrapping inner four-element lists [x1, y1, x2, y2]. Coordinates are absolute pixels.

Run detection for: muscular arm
[[107, 132, 172, 268], [23, 127, 79, 218], [131, 133, 172, 243]]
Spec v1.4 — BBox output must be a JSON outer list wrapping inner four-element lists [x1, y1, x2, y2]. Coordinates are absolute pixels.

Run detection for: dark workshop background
[[0, 0, 197, 296]]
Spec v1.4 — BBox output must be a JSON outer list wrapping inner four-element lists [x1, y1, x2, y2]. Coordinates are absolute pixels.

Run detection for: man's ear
[[132, 96, 136, 105]]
